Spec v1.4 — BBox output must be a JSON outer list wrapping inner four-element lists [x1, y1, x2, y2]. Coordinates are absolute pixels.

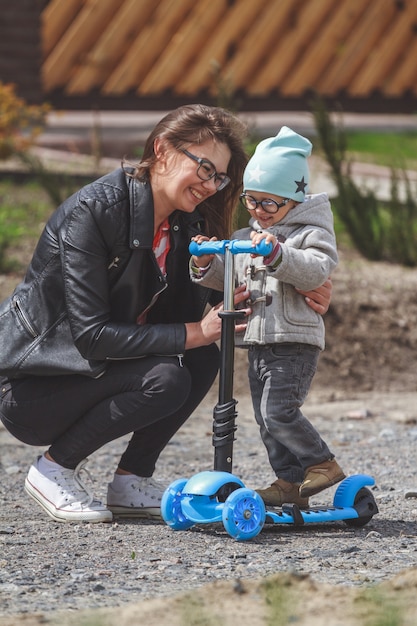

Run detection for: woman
[[0, 104, 331, 523]]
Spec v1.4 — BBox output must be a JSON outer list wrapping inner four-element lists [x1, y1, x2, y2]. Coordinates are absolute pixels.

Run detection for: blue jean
[[0, 345, 219, 475], [247, 343, 332, 484]]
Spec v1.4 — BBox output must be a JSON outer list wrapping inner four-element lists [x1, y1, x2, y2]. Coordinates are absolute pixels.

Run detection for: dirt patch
[[316, 246, 417, 395], [1, 569, 416, 626]]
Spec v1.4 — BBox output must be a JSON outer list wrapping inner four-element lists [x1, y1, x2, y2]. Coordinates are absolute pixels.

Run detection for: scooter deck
[[265, 503, 361, 525]]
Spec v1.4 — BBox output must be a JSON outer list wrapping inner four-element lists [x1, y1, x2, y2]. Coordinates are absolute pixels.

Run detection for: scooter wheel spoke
[[161, 478, 194, 530], [222, 488, 266, 541]]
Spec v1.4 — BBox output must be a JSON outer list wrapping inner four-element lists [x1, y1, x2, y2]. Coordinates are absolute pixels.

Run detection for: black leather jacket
[[0, 168, 217, 379]]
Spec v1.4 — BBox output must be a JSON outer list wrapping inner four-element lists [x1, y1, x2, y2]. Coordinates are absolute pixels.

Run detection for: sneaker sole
[[25, 479, 113, 523], [107, 505, 162, 520]]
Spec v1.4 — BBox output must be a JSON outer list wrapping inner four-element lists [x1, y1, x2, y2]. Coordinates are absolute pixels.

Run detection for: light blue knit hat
[[243, 126, 312, 201]]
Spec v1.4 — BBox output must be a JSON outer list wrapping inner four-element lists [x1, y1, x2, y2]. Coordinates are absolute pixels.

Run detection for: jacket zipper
[[108, 256, 120, 269], [13, 298, 39, 338], [139, 280, 167, 319]]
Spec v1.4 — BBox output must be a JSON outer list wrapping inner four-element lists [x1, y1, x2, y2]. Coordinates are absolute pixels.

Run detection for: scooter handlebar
[[189, 239, 273, 257]]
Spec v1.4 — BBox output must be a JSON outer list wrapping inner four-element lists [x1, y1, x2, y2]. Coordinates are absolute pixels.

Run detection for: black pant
[[0, 345, 219, 475]]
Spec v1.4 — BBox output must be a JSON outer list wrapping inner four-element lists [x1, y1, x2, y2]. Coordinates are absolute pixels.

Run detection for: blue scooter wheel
[[161, 478, 194, 531], [344, 487, 377, 528], [222, 488, 266, 541]]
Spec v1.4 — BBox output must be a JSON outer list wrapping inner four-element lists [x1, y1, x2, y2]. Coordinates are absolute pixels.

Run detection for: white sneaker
[[107, 475, 166, 519], [25, 456, 113, 523]]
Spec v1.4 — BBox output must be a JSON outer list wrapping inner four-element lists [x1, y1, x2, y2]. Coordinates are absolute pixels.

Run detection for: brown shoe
[[256, 478, 309, 508], [299, 459, 346, 498]]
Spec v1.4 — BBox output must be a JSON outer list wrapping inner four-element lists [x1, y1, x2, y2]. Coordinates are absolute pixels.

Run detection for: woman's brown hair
[[130, 104, 248, 240]]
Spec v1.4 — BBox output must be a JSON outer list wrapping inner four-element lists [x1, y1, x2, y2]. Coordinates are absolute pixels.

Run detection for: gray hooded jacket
[[191, 192, 338, 350]]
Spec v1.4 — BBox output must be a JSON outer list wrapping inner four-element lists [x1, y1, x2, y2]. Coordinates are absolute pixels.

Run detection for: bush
[[0, 82, 80, 207], [311, 96, 417, 266], [0, 82, 49, 160]]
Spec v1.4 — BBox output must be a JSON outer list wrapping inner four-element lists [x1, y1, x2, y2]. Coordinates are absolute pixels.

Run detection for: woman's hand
[[190, 235, 217, 268], [185, 285, 251, 349], [296, 277, 332, 315]]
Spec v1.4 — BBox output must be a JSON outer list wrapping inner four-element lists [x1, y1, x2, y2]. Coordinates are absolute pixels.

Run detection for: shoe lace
[[55, 460, 96, 506], [131, 476, 166, 497], [144, 477, 166, 491]]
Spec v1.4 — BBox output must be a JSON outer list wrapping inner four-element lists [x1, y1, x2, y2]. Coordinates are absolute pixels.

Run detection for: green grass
[[261, 576, 293, 626], [356, 588, 405, 626], [179, 594, 218, 626], [343, 131, 417, 168], [0, 179, 53, 272], [250, 129, 417, 169]]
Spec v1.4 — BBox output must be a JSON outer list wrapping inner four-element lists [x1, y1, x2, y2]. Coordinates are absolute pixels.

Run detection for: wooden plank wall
[[0, 0, 46, 104], [5, 0, 417, 110]]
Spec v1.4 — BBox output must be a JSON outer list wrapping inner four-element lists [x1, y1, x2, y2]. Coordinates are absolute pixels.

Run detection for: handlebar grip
[[189, 239, 273, 257], [228, 239, 273, 256], [188, 240, 228, 256]]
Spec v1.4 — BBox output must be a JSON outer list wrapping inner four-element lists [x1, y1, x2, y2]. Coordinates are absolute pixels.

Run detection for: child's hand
[[191, 235, 217, 268], [249, 230, 278, 257]]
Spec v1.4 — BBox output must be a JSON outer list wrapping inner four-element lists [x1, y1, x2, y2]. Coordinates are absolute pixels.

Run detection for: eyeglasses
[[240, 193, 290, 214], [181, 149, 231, 191]]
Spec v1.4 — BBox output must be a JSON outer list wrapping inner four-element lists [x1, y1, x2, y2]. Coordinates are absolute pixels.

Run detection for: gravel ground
[[1, 375, 417, 619]]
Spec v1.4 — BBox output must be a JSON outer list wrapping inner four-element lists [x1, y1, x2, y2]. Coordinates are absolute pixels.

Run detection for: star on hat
[[246, 164, 267, 183], [294, 176, 307, 194]]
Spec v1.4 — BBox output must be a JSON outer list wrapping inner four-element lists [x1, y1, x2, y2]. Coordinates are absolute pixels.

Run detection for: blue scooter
[[161, 240, 378, 541]]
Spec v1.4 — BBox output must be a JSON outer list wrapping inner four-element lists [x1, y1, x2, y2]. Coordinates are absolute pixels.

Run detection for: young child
[[190, 126, 345, 508]]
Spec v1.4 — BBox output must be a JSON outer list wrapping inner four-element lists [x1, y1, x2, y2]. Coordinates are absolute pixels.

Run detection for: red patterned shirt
[[153, 217, 170, 276], [137, 218, 170, 324]]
